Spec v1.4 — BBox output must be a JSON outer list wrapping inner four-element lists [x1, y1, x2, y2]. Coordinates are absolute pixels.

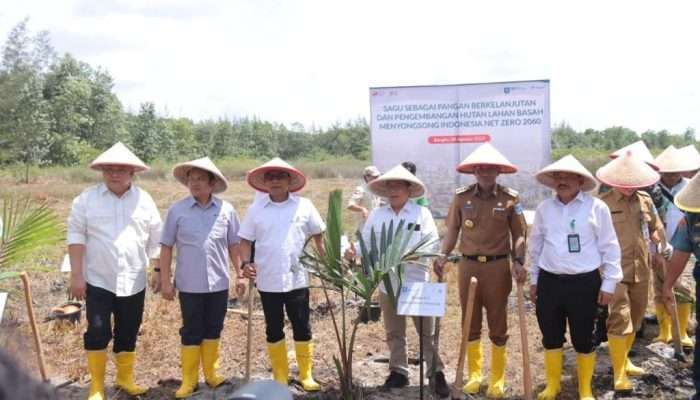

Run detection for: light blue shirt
[[161, 196, 240, 293]]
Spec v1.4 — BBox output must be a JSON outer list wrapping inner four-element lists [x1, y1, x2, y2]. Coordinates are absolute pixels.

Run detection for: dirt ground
[[0, 176, 695, 399]]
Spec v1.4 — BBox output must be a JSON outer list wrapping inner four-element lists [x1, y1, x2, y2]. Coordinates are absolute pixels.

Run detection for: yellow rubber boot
[[486, 344, 507, 398], [608, 335, 632, 393], [175, 345, 200, 398], [624, 334, 644, 376], [86, 350, 107, 400], [677, 303, 695, 348], [201, 339, 226, 387], [114, 352, 147, 395], [294, 341, 321, 391], [267, 339, 289, 386], [576, 352, 596, 400], [537, 348, 562, 400], [462, 339, 482, 394], [653, 304, 672, 343]]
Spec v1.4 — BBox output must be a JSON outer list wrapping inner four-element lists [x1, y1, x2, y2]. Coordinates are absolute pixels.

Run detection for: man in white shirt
[[528, 155, 622, 400], [67, 142, 162, 400], [346, 165, 449, 397], [240, 158, 325, 392]]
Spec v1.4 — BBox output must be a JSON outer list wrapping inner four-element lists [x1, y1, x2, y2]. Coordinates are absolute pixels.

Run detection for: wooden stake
[[20, 272, 48, 381], [516, 282, 533, 400], [452, 277, 478, 399], [245, 278, 254, 382]]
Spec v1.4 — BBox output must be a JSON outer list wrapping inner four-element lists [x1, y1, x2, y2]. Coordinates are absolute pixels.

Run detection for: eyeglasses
[[103, 167, 132, 176], [264, 172, 290, 181]]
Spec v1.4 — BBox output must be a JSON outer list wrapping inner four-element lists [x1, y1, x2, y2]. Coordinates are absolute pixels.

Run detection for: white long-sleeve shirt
[[528, 191, 622, 294], [67, 183, 162, 296], [360, 201, 438, 294]]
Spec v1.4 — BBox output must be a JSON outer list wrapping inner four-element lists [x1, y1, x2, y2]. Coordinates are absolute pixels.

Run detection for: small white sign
[[397, 282, 447, 317], [60, 254, 71, 273], [0, 292, 7, 323]]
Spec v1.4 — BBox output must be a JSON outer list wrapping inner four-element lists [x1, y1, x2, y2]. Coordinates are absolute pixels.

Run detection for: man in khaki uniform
[[434, 142, 527, 398], [597, 150, 665, 393], [650, 145, 697, 347]]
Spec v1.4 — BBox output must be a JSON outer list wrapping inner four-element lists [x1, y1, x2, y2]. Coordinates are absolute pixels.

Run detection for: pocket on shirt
[[611, 212, 626, 223], [178, 217, 201, 245]]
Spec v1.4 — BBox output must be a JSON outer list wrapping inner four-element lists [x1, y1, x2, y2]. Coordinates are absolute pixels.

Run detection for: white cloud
[[0, 0, 698, 133]]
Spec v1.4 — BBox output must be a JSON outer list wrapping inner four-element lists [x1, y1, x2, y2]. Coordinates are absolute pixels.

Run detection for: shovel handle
[[245, 277, 254, 382], [20, 272, 48, 381], [452, 277, 478, 399], [668, 294, 685, 357], [517, 282, 533, 400]]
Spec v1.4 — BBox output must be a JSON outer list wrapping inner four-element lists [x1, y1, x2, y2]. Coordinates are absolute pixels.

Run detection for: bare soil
[[0, 177, 694, 399]]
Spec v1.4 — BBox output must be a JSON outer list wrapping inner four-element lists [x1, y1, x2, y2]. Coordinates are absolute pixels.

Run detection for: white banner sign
[[397, 282, 447, 317], [370, 80, 551, 217]]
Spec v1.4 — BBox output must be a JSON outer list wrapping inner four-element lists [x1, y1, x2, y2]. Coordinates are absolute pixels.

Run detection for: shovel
[[516, 282, 533, 400], [452, 277, 478, 400]]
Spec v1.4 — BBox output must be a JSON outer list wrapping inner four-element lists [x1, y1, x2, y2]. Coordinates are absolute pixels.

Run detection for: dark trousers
[[258, 288, 311, 343], [536, 269, 601, 354], [84, 284, 145, 352], [178, 290, 228, 346]]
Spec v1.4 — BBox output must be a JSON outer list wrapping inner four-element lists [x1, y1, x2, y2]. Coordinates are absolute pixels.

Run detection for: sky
[[0, 0, 698, 134]]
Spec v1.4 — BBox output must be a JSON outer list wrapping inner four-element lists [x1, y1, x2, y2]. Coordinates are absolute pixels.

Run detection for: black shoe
[[382, 371, 408, 389], [433, 371, 450, 398]]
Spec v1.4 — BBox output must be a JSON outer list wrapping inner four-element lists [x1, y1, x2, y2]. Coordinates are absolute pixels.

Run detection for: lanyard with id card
[[567, 219, 581, 253]]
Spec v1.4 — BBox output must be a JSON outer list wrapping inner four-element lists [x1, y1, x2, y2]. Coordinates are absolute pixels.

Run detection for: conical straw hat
[[368, 165, 426, 198], [678, 145, 700, 170], [536, 155, 597, 192], [654, 145, 700, 173], [173, 157, 228, 194], [596, 150, 660, 189], [675, 172, 700, 212], [610, 140, 658, 170], [89, 142, 148, 172], [246, 158, 306, 193], [456, 142, 517, 174]]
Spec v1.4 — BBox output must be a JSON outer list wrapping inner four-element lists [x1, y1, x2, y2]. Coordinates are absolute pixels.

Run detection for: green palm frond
[[300, 189, 440, 306], [0, 196, 64, 280]]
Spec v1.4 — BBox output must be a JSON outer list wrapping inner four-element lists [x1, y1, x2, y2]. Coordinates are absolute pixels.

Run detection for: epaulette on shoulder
[[456, 184, 474, 195], [637, 190, 651, 198], [500, 186, 519, 198]]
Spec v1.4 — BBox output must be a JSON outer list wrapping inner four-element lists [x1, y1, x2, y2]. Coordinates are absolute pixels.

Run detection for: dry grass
[[0, 175, 693, 399]]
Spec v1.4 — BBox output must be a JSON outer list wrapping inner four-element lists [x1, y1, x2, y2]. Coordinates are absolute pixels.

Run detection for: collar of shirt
[[380, 200, 417, 216], [262, 193, 299, 207], [473, 183, 498, 198], [612, 189, 636, 203], [553, 190, 586, 207], [660, 177, 688, 194], [186, 195, 220, 210], [98, 183, 134, 198]]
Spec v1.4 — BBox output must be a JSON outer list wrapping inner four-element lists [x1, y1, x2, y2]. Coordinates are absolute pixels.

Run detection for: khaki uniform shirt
[[599, 190, 663, 283], [445, 183, 527, 258]]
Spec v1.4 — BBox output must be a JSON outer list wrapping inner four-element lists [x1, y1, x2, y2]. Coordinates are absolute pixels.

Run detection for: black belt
[[462, 254, 508, 263]]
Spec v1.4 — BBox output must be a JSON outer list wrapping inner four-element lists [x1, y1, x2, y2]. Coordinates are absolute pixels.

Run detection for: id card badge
[[567, 234, 581, 253]]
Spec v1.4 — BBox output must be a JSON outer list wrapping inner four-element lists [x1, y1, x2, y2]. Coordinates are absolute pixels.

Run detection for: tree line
[[0, 19, 696, 174]]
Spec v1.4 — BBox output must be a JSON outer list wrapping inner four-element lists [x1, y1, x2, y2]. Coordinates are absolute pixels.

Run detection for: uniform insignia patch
[[514, 203, 523, 215]]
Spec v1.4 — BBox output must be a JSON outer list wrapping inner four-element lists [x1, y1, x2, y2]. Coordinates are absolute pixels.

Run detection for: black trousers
[[84, 284, 145, 352], [536, 269, 601, 354], [178, 290, 228, 346], [258, 288, 311, 343]]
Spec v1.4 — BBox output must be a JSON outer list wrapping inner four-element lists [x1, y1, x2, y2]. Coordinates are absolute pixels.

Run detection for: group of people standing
[[66, 138, 700, 400], [68, 143, 326, 399]]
